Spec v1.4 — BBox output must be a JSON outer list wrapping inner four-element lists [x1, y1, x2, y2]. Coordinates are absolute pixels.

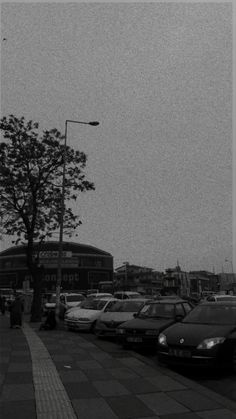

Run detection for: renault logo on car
[[179, 338, 184, 344]]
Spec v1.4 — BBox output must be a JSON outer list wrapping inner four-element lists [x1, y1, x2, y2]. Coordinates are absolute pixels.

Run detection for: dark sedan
[[157, 302, 236, 371], [116, 299, 193, 350]]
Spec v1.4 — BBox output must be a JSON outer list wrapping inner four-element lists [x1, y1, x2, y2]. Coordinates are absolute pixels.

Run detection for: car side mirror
[[175, 315, 183, 322], [133, 313, 137, 318]]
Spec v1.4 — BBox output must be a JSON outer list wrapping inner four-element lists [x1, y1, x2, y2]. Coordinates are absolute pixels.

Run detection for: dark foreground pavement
[[1, 314, 236, 419]]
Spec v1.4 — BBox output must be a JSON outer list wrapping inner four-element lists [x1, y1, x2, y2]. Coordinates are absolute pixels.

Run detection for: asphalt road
[[78, 330, 236, 403]]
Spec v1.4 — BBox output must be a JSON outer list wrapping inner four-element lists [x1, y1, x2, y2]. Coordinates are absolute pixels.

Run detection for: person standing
[[0, 296, 6, 315], [9, 295, 23, 328]]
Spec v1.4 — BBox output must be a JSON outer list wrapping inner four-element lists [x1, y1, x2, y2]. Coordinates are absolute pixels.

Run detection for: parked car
[[154, 295, 180, 301], [114, 291, 141, 300], [64, 297, 118, 332], [43, 293, 57, 315], [116, 299, 193, 349], [205, 294, 236, 302], [86, 293, 113, 300], [59, 293, 86, 318], [43, 293, 84, 319], [95, 298, 149, 338], [157, 301, 236, 371]]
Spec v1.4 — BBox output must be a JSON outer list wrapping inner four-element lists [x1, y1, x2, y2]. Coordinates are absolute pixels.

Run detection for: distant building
[[189, 271, 220, 294], [162, 266, 190, 296], [218, 272, 236, 294], [0, 241, 113, 292], [114, 263, 163, 294]]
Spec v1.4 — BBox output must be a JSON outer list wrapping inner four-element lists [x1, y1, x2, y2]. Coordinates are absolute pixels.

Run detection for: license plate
[[169, 349, 191, 358], [126, 337, 143, 343]]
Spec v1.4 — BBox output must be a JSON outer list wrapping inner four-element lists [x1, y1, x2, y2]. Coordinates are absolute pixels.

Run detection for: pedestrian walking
[[9, 295, 23, 328], [0, 296, 6, 315]]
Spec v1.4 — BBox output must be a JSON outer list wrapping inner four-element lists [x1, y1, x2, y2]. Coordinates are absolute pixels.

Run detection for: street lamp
[[55, 119, 99, 320]]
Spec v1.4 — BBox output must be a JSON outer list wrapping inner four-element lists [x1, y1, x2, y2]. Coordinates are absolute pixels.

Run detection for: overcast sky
[[1, 2, 233, 273]]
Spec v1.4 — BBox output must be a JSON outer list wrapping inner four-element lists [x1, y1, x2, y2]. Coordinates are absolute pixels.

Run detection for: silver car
[[95, 298, 148, 338]]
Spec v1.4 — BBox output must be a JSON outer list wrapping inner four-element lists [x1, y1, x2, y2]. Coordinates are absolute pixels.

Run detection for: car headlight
[[158, 333, 167, 346], [145, 330, 159, 336], [116, 328, 125, 335], [197, 337, 226, 350]]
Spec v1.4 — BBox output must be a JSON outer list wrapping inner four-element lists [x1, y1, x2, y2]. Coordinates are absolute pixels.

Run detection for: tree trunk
[[30, 266, 43, 322], [25, 236, 44, 322]]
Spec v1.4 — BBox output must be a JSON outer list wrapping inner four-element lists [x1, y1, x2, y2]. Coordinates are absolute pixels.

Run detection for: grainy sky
[[1, 2, 233, 273]]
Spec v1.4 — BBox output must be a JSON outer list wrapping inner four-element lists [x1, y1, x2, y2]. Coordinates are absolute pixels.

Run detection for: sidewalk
[[1, 314, 236, 419]]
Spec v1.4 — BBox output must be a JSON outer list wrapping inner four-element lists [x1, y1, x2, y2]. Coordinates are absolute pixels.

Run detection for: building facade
[[188, 271, 220, 295], [0, 241, 113, 292], [162, 266, 190, 296], [114, 263, 163, 294]]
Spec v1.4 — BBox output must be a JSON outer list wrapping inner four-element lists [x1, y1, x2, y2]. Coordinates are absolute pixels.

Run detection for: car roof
[[114, 291, 140, 295], [200, 301, 236, 306], [93, 297, 117, 301], [148, 299, 188, 304], [114, 298, 149, 303]]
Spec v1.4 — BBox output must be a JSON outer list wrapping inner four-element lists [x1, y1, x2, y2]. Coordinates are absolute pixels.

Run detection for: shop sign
[[38, 251, 72, 259]]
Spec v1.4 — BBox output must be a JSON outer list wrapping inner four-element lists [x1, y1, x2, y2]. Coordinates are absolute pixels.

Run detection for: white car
[[43, 293, 85, 318], [86, 293, 113, 299], [64, 297, 118, 332], [113, 291, 141, 300], [59, 293, 85, 317], [206, 294, 236, 302], [95, 298, 148, 338]]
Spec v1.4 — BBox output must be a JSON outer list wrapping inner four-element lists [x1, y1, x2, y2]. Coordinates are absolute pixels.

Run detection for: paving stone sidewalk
[[1, 314, 236, 419]]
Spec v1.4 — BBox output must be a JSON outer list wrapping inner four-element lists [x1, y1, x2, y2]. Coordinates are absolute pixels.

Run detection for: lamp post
[[55, 119, 99, 320]]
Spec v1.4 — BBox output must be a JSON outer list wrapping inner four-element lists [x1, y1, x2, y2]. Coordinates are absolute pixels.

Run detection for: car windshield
[[66, 295, 84, 302], [183, 304, 236, 325], [107, 300, 144, 313], [80, 299, 108, 310], [138, 302, 175, 318]]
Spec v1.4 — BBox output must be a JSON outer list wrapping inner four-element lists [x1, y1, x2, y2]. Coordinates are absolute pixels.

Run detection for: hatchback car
[[64, 297, 118, 332], [95, 298, 148, 338], [116, 299, 193, 349], [157, 302, 236, 371]]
